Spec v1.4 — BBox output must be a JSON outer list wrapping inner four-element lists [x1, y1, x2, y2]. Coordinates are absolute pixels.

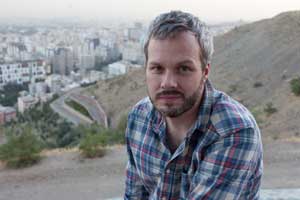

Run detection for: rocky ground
[[1, 140, 300, 200]]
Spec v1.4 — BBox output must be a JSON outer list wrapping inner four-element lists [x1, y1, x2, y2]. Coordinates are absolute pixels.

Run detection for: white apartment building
[[108, 62, 127, 76], [17, 95, 38, 113], [7, 42, 30, 61], [0, 60, 46, 87], [122, 41, 143, 64]]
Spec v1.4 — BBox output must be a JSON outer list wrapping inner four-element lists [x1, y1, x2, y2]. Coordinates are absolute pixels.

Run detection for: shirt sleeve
[[124, 113, 149, 200], [187, 128, 263, 200]]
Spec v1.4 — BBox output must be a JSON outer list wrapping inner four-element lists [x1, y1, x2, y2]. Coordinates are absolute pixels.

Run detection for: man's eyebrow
[[147, 61, 161, 66], [147, 60, 195, 66], [177, 60, 195, 65]]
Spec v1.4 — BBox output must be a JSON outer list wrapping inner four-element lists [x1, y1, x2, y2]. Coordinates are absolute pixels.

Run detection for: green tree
[[55, 120, 77, 147], [79, 125, 108, 158], [290, 76, 300, 96], [0, 83, 28, 106], [78, 123, 125, 158], [0, 124, 43, 168], [14, 100, 82, 149]]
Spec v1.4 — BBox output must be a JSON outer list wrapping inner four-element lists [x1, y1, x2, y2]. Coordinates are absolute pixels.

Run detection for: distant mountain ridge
[[86, 11, 300, 140], [210, 10, 300, 139], [212, 10, 300, 87]]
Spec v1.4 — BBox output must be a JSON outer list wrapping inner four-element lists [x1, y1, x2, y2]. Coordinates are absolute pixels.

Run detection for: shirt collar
[[192, 80, 214, 134]]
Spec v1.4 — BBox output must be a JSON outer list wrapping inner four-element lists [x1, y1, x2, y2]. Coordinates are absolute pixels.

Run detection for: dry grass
[[40, 145, 124, 157], [283, 137, 300, 143], [40, 148, 79, 156]]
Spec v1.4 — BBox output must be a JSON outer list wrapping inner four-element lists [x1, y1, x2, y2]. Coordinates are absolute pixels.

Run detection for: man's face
[[146, 31, 209, 118]]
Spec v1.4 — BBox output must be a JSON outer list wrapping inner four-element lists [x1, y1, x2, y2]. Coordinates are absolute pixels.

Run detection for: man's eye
[[179, 66, 192, 73], [150, 66, 163, 73]]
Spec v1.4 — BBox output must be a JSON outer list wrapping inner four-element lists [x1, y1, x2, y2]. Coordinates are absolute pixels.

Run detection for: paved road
[[69, 93, 108, 127], [50, 88, 93, 125], [51, 87, 108, 127]]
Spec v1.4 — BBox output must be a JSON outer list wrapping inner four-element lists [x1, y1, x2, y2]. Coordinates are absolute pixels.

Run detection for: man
[[124, 11, 263, 200]]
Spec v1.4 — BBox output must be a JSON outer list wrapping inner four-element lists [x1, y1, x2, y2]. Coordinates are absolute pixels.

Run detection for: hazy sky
[[1, 0, 300, 22]]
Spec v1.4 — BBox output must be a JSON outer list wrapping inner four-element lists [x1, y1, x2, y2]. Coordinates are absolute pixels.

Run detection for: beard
[[149, 80, 205, 118]]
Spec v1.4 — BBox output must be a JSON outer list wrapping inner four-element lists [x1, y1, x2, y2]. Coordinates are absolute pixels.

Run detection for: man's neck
[[166, 108, 198, 134]]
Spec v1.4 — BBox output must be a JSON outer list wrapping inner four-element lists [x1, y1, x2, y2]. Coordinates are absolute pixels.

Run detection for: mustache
[[156, 90, 184, 98]]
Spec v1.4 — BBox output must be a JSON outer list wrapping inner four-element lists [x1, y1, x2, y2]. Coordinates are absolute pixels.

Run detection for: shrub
[[55, 120, 79, 147], [0, 126, 43, 168], [290, 77, 300, 96], [106, 129, 125, 145], [117, 113, 128, 133], [15, 102, 82, 149], [79, 133, 108, 158], [228, 84, 238, 93], [264, 102, 277, 116], [78, 124, 125, 158], [272, 133, 279, 140], [253, 82, 263, 88], [250, 107, 263, 125]]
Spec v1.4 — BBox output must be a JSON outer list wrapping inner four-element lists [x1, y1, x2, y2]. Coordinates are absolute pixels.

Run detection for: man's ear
[[203, 64, 210, 79]]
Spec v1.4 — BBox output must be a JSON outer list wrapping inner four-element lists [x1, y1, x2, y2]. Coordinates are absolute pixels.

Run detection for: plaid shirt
[[124, 81, 263, 200]]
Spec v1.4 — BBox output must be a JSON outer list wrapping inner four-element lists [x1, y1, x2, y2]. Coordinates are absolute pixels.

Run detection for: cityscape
[[0, 18, 239, 125]]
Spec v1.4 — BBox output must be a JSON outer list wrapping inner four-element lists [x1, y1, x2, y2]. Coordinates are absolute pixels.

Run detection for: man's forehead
[[150, 30, 197, 41], [148, 32, 200, 55]]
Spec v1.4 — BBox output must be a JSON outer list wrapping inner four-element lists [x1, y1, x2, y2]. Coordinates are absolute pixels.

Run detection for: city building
[[7, 42, 30, 61], [107, 62, 127, 76], [0, 105, 17, 124], [124, 22, 144, 42], [52, 47, 75, 76], [17, 95, 38, 113], [39, 93, 54, 103], [45, 74, 63, 94], [121, 41, 143, 64], [88, 70, 106, 81], [0, 60, 46, 87], [29, 82, 49, 97], [45, 74, 78, 94], [80, 54, 95, 72]]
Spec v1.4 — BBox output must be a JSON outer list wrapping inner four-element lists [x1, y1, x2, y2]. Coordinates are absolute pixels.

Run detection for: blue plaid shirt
[[124, 81, 263, 200]]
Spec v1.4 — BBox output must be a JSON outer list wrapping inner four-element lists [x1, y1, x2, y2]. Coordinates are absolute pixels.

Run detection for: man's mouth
[[156, 91, 183, 100]]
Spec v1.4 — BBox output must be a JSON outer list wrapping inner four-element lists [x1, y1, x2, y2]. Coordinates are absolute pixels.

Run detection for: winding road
[[50, 87, 108, 127]]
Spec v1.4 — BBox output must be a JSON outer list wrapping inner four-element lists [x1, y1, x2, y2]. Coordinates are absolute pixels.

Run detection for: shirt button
[[166, 169, 170, 173]]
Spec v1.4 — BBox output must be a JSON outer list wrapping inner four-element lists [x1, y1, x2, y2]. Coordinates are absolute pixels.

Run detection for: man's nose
[[161, 71, 178, 89]]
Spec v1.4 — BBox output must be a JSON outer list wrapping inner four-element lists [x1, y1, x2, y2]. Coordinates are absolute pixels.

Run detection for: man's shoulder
[[126, 97, 157, 139], [210, 91, 258, 137], [128, 97, 154, 120]]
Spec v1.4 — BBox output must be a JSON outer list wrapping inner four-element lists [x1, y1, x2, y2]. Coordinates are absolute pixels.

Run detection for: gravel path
[[0, 146, 126, 200], [262, 139, 300, 189], [1, 140, 300, 200]]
